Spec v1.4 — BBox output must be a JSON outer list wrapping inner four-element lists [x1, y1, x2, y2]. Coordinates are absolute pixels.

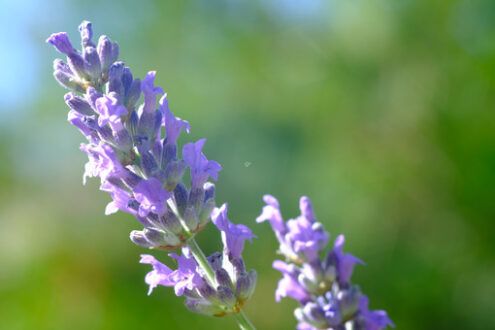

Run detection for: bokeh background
[[1, 0, 495, 329]]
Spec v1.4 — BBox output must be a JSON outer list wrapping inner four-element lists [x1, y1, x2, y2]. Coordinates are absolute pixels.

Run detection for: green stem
[[233, 310, 256, 330], [186, 236, 216, 287]]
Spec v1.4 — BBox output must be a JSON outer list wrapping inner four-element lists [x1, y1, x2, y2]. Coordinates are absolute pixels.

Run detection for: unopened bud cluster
[[257, 195, 394, 330]]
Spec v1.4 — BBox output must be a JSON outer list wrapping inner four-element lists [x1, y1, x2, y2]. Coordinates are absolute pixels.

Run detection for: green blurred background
[[1, 0, 495, 329]]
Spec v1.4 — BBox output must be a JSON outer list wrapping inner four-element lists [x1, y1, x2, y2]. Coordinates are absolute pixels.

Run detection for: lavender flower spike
[[258, 195, 393, 329], [49, 21, 256, 329]]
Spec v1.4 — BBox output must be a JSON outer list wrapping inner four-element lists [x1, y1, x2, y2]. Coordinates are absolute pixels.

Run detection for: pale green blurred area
[[1, 0, 495, 329]]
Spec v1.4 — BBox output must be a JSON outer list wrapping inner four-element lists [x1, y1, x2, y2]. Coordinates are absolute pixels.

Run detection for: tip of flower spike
[[46, 32, 75, 55], [299, 196, 315, 222], [263, 194, 279, 208]]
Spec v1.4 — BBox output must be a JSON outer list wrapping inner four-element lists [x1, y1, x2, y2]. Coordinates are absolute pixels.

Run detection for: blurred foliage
[[1, 0, 495, 329]]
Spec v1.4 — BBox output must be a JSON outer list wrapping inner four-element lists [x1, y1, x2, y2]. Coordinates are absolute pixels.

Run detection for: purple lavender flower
[[183, 139, 222, 190], [258, 195, 393, 329], [139, 254, 174, 295], [95, 93, 127, 129], [160, 95, 190, 144], [257, 194, 329, 263], [356, 295, 395, 330], [80, 143, 125, 184], [169, 253, 206, 296], [272, 260, 311, 304], [212, 203, 256, 259], [100, 181, 136, 216], [133, 177, 171, 217], [327, 235, 365, 285]]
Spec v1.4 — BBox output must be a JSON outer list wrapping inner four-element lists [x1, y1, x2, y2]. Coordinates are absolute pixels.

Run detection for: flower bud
[[97, 124, 115, 143], [125, 110, 139, 137], [207, 252, 223, 271], [183, 206, 199, 232], [143, 227, 166, 246], [54, 70, 85, 93], [125, 78, 141, 110], [160, 210, 183, 235], [108, 61, 124, 96], [164, 160, 186, 190], [298, 273, 318, 293], [121, 67, 133, 94], [151, 109, 162, 142], [85, 87, 102, 109], [130, 230, 152, 248], [121, 169, 142, 188], [184, 298, 224, 316], [189, 187, 204, 210], [173, 183, 189, 216], [46, 32, 75, 55], [114, 128, 133, 151], [197, 283, 219, 302], [111, 41, 119, 63], [199, 198, 215, 227], [141, 151, 159, 178], [204, 182, 216, 202], [151, 140, 163, 163], [83, 46, 101, 79], [231, 258, 246, 279], [303, 302, 327, 328], [133, 135, 150, 153], [53, 59, 72, 74], [137, 110, 154, 139], [216, 286, 236, 307], [246, 269, 257, 299], [235, 272, 251, 299], [78, 21, 95, 47], [68, 53, 90, 81], [97, 35, 115, 72], [215, 269, 233, 289], [324, 264, 336, 283], [338, 286, 361, 320], [64, 93, 95, 116], [161, 140, 177, 165]]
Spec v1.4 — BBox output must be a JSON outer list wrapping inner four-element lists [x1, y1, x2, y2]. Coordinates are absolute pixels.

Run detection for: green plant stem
[[233, 310, 256, 330], [186, 236, 217, 287]]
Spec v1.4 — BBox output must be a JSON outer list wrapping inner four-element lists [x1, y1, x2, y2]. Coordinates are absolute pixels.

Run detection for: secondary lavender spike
[[258, 195, 393, 329]]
